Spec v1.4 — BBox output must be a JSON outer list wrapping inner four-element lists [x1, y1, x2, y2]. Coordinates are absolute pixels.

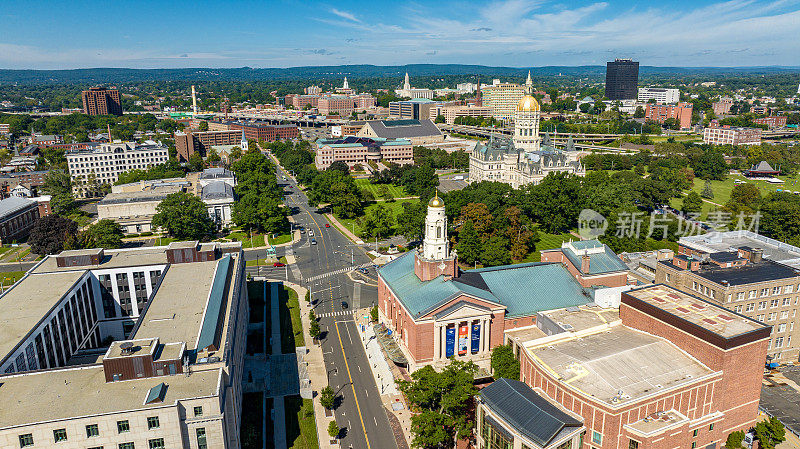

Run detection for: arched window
[[437, 226, 441, 239]]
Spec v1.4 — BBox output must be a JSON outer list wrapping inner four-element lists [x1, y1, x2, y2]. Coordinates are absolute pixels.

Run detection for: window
[[147, 416, 160, 430], [86, 424, 100, 437], [778, 323, 787, 332], [592, 431, 602, 445], [771, 299, 780, 308], [148, 439, 165, 449], [117, 420, 130, 433], [196, 428, 208, 449], [119, 443, 135, 449], [693, 429, 699, 437], [749, 290, 757, 299], [737, 292, 745, 301], [710, 423, 715, 431], [54, 428, 68, 442], [775, 337, 784, 348], [193, 406, 204, 417], [629, 439, 640, 449], [759, 301, 767, 310], [773, 286, 782, 295], [761, 289, 769, 297], [692, 443, 697, 449], [19, 434, 34, 447], [734, 305, 743, 313]]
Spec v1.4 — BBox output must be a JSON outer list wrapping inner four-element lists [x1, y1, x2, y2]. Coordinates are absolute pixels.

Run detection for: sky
[[1, 0, 799, 69]]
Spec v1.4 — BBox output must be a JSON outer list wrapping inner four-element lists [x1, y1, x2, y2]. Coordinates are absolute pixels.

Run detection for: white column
[[433, 324, 441, 361], [483, 318, 490, 353], [467, 321, 473, 356]]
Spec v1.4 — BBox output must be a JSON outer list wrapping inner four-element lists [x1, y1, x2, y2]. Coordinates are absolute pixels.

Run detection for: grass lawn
[[354, 178, 409, 199], [268, 233, 293, 245], [522, 230, 575, 262], [155, 236, 179, 246], [0, 271, 27, 288], [337, 199, 416, 238], [285, 395, 319, 449], [241, 393, 264, 449], [223, 232, 292, 248], [278, 285, 305, 353], [674, 173, 800, 220], [246, 256, 287, 267]]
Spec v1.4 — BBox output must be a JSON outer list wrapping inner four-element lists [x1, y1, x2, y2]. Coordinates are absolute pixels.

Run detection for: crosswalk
[[315, 310, 352, 318], [305, 262, 374, 283]]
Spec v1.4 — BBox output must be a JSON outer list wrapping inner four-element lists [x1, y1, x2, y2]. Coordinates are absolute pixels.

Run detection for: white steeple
[[343, 77, 349, 89], [525, 70, 532, 92], [240, 129, 248, 152], [422, 194, 449, 260], [404, 72, 411, 91]]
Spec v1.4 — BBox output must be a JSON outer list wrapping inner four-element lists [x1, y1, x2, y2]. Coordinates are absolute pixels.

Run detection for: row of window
[[18, 411, 204, 448]]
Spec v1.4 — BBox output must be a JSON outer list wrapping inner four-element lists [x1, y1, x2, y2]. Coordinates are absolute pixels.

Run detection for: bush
[[370, 305, 378, 323], [328, 421, 340, 439], [320, 386, 335, 409], [139, 231, 153, 237], [125, 233, 140, 238], [726, 430, 745, 449]]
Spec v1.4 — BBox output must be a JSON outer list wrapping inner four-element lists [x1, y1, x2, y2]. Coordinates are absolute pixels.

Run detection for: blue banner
[[445, 327, 456, 358], [471, 323, 481, 353]]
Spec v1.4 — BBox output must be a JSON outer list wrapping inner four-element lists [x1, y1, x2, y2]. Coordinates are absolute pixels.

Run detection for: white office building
[[637, 88, 680, 104], [67, 141, 170, 197]]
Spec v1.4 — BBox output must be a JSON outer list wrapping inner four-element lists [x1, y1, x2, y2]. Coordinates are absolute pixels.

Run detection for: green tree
[[682, 191, 704, 215], [754, 417, 786, 449], [396, 200, 426, 241], [83, 219, 124, 248], [727, 183, 762, 211], [454, 220, 482, 266], [327, 421, 340, 439], [760, 192, 800, 245], [633, 106, 645, 118], [370, 305, 379, 322], [361, 204, 395, 239], [490, 345, 520, 380], [152, 191, 214, 240], [198, 121, 209, 132], [726, 430, 745, 449], [434, 114, 446, 124], [28, 215, 78, 255], [398, 360, 478, 448], [481, 234, 511, 267], [42, 169, 75, 215], [309, 319, 321, 340], [701, 180, 715, 199], [320, 386, 335, 410]]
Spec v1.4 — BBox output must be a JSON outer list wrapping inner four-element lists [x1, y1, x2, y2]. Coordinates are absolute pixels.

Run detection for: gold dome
[[428, 195, 444, 208], [516, 95, 540, 112]]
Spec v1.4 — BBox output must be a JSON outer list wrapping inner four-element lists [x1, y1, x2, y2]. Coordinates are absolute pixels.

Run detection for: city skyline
[[1, 0, 799, 69]]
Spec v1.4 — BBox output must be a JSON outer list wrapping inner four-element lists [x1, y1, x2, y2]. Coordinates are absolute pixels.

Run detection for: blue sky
[[1, 0, 798, 69]]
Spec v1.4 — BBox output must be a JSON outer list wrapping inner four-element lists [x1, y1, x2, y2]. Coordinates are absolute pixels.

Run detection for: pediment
[[432, 299, 493, 321]]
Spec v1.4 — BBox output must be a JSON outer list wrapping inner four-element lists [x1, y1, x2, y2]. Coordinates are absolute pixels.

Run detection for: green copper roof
[[144, 382, 166, 404], [378, 252, 590, 319], [561, 240, 629, 275], [196, 255, 232, 352]]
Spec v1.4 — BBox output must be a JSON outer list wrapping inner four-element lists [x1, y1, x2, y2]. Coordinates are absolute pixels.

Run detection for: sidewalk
[[269, 281, 287, 449], [353, 310, 413, 448], [325, 213, 364, 244], [284, 280, 338, 449]]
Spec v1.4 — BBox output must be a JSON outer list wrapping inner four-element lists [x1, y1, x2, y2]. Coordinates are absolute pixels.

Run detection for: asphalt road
[[271, 162, 397, 449]]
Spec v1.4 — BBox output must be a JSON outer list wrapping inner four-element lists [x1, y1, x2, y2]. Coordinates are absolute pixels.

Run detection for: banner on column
[[471, 322, 481, 353], [445, 326, 455, 358], [458, 323, 468, 356]]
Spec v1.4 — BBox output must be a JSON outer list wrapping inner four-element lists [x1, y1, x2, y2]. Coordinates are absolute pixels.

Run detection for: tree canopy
[[28, 215, 78, 255], [152, 191, 214, 240]]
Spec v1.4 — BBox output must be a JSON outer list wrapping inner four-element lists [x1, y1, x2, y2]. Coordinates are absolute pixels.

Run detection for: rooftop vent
[[144, 382, 167, 405]]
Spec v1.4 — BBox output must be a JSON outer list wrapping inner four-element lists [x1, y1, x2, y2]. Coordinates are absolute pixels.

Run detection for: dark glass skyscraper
[[605, 59, 639, 100]]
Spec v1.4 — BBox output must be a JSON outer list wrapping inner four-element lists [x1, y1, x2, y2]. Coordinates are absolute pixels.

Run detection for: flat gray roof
[[133, 258, 228, 350], [32, 247, 169, 274], [528, 325, 714, 407], [0, 271, 86, 365], [0, 365, 221, 429], [680, 231, 800, 268]]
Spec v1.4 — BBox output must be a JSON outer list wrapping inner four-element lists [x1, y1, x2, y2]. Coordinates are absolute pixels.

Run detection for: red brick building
[[81, 87, 123, 116], [703, 122, 762, 146], [377, 197, 630, 370], [174, 130, 243, 161], [227, 121, 299, 141], [0, 196, 40, 244], [753, 116, 787, 129], [645, 102, 694, 129], [480, 284, 770, 449]]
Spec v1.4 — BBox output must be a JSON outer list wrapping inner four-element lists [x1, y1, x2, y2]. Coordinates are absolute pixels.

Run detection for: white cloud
[[331, 8, 361, 23]]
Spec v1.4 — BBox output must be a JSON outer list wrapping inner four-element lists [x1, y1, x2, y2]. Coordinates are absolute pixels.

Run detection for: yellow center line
[[336, 321, 372, 449]]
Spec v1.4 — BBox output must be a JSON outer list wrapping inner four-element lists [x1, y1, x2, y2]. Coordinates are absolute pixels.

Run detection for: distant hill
[[0, 64, 799, 84]]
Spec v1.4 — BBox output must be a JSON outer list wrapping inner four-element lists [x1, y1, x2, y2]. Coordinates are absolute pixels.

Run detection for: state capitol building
[[469, 72, 585, 188]]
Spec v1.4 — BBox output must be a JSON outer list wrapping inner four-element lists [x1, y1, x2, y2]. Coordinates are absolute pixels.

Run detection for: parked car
[[309, 230, 314, 237], [273, 262, 285, 267], [311, 239, 317, 245], [325, 223, 331, 228], [341, 301, 349, 310]]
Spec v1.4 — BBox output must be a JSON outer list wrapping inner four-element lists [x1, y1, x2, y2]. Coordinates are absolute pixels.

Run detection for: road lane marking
[[335, 321, 372, 449]]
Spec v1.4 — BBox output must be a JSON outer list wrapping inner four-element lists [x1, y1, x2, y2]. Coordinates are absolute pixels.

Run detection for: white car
[[309, 230, 314, 237]]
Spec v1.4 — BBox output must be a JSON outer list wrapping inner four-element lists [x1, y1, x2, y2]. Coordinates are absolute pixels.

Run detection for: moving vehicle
[[309, 230, 314, 237], [273, 262, 285, 267], [325, 223, 331, 228], [311, 239, 317, 245], [341, 301, 348, 310]]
